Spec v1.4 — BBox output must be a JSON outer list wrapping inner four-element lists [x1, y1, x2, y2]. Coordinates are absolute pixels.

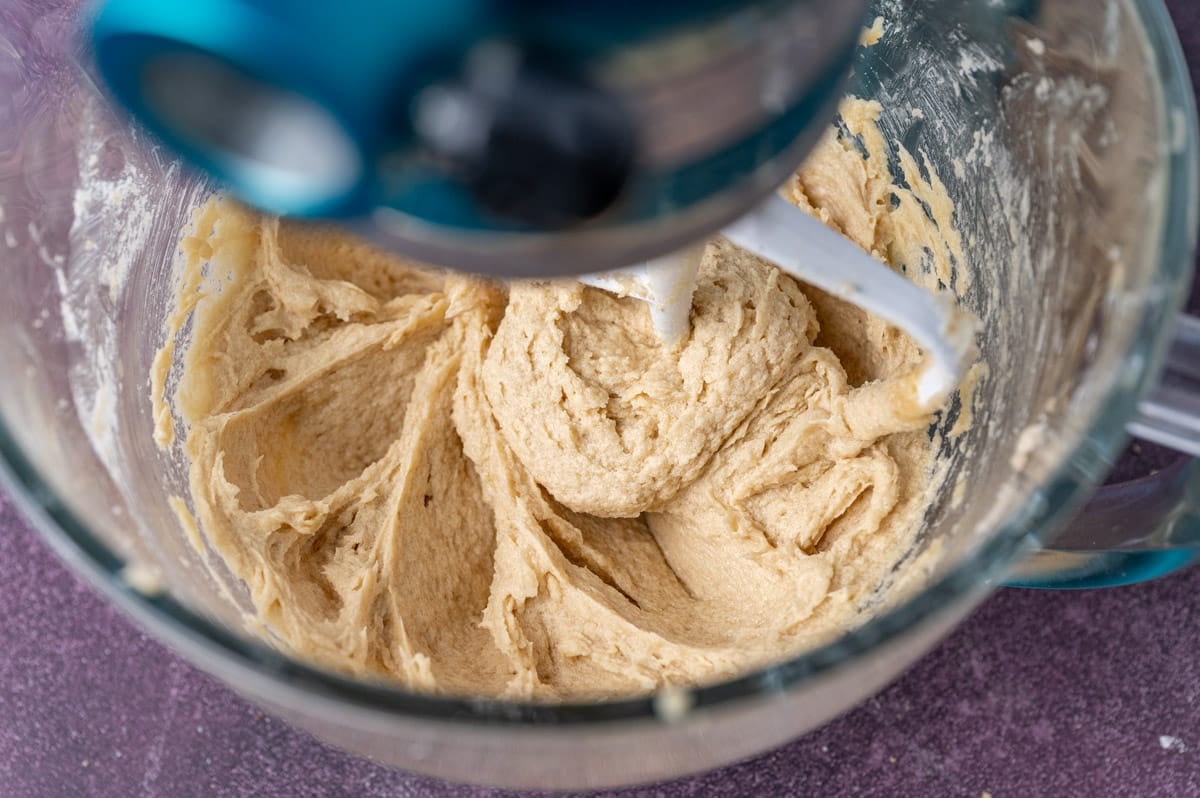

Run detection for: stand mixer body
[[90, 0, 870, 276]]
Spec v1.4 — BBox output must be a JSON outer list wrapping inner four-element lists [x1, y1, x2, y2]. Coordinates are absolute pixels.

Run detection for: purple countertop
[[5, 3, 1200, 797]]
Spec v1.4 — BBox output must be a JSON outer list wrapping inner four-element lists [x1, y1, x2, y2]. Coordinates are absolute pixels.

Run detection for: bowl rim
[[1, 0, 1196, 729]]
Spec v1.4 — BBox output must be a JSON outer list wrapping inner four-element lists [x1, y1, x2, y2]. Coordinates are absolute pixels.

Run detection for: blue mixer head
[[89, 0, 869, 275]]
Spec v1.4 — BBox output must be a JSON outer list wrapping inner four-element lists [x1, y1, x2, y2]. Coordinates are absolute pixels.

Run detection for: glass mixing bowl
[[1, 0, 1199, 790]]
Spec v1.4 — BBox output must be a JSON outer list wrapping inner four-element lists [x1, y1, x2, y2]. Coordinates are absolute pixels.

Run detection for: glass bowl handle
[[1008, 313, 1200, 588], [1128, 313, 1200, 456]]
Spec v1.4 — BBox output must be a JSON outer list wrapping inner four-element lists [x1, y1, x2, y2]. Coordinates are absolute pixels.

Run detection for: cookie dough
[[157, 98, 965, 700]]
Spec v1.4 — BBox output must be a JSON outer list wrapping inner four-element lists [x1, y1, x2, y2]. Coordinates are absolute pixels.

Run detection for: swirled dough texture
[[160, 99, 964, 699]]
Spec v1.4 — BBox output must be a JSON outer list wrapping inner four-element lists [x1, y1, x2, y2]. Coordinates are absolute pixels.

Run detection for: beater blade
[[577, 246, 705, 343]]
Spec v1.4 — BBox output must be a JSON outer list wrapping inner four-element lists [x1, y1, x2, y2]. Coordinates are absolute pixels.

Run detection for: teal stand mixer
[[88, 1, 864, 265]]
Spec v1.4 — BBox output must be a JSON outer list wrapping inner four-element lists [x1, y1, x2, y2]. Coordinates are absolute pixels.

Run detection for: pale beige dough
[[158, 98, 967, 700]]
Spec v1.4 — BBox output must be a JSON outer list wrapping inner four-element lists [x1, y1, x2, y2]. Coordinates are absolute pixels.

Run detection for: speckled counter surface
[[4, 3, 1200, 797]]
